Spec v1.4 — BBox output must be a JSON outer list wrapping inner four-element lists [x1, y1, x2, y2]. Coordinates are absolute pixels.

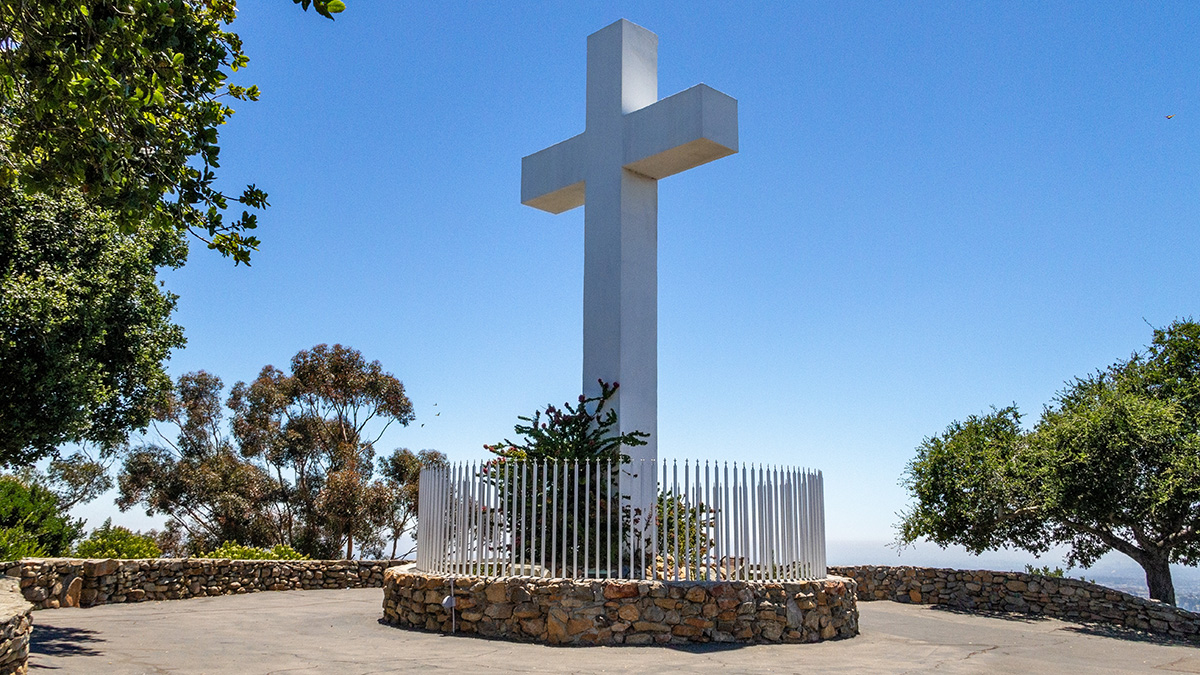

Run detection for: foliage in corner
[[485, 380, 648, 462], [73, 518, 162, 559], [0, 1, 346, 265], [293, 0, 347, 19], [898, 319, 1200, 606]]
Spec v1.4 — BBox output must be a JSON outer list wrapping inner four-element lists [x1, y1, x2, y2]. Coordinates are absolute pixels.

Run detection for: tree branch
[[1061, 517, 1146, 563], [1164, 523, 1199, 548]]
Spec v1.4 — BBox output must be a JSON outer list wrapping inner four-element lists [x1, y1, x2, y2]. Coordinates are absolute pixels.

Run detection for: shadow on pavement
[[377, 618, 754, 650], [30, 624, 106, 660], [925, 604, 1052, 624], [926, 603, 1200, 647], [1061, 622, 1200, 647]]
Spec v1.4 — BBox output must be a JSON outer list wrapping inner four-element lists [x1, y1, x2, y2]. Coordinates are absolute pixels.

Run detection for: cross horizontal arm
[[623, 84, 738, 180], [521, 133, 587, 214]]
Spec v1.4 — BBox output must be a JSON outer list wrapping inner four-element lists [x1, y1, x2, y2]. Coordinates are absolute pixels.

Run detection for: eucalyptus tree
[[228, 344, 415, 558], [373, 448, 447, 559], [120, 344, 418, 558], [117, 370, 279, 554]]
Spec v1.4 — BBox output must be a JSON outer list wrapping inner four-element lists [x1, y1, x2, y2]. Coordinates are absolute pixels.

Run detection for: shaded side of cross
[[521, 19, 738, 476]]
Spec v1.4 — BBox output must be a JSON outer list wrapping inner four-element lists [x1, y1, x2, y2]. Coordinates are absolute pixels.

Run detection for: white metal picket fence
[[414, 459, 826, 582]]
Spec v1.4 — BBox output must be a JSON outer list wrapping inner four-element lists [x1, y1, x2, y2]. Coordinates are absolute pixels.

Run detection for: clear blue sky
[[87, 2, 1199, 572]]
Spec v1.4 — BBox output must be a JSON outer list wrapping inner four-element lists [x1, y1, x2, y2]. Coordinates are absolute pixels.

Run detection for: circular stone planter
[[382, 565, 858, 645]]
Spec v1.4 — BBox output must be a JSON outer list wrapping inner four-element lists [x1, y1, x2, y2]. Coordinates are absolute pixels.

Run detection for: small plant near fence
[[0, 525, 46, 559]]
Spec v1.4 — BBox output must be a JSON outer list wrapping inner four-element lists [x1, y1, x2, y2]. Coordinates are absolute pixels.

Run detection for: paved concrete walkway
[[28, 588, 1200, 674]]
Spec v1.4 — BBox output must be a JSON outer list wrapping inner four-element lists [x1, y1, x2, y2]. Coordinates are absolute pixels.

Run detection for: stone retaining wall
[[382, 566, 858, 645], [3, 558, 406, 610], [830, 565, 1200, 642], [0, 578, 32, 675]]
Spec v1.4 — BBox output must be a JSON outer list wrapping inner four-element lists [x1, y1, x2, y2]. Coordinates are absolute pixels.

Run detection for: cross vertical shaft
[[521, 19, 738, 516], [583, 21, 659, 472]]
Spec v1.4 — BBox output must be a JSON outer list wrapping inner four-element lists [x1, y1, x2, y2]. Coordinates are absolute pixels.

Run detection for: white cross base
[[521, 19, 738, 513]]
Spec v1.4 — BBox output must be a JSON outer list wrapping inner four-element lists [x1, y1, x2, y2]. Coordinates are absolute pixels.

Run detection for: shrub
[[1025, 564, 1066, 577], [203, 541, 310, 560], [0, 526, 47, 560], [0, 474, 82, 556], [1024, 564, 1094, 584], [73, 519, 162, 559], [485, 380, 647, 462]]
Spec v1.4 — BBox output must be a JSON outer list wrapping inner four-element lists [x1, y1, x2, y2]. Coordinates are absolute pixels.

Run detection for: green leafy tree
[[0, 474, 83, 557], [0, 526, 45, 560], [899, 320, 1200, 606], [0, 1, 353, 468], [0, 187, 184, 467], [73, 518, 162, 558], [0, 0, 344, 265]]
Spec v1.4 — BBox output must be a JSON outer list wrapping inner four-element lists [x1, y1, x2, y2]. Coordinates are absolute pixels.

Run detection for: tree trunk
[[1141, 554, 1176, 606], [346, 533, 353, 560]]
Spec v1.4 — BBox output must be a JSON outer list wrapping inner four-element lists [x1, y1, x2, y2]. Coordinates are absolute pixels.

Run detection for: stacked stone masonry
[[382, 566, 859, 645], [830, 565, 1200, 643], [0, 578, 32, 675], [2, 558, 405, 610]]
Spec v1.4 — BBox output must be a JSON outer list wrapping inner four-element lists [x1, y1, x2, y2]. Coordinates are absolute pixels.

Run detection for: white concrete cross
[[522, 19, 738, 502]]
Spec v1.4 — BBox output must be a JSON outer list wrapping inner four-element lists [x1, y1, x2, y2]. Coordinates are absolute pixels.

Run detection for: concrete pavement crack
[[962, 644, 999, 660]]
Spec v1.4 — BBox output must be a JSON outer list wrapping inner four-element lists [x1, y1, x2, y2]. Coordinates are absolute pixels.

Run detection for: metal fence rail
[[415, 459, 826, 582]]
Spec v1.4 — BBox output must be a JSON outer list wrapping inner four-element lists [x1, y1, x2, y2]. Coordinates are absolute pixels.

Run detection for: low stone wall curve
[[0, 578, 32, 675], [382, 566, 858, 645], [3, 558, 406, 609], [830, 565, 1200, 643]]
